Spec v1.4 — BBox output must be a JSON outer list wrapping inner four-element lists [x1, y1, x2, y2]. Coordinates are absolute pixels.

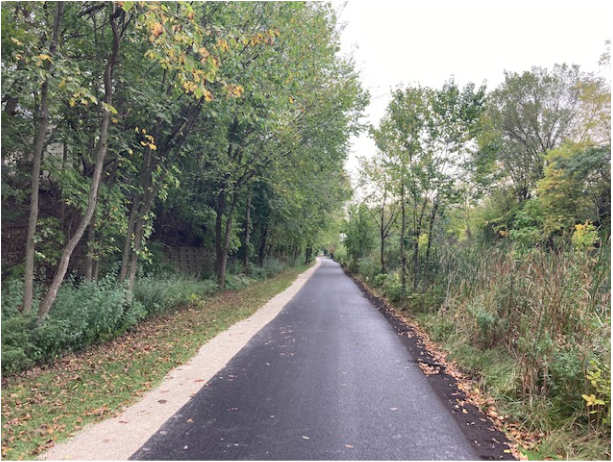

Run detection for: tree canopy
[[1, 1, 368, 317]]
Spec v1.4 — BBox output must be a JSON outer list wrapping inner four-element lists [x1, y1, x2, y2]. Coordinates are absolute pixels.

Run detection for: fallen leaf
[[186, 418, 194, 423], [345, 444, 354, 448]]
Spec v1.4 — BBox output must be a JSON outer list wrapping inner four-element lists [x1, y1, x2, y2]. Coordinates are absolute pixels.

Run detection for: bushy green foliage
[[372, 272, 403, 302], [0, 314, 41, 374], [1, 275, 143, 374], [2, 274, 215, 374], [132, 276, 217, 317], [342, 203, 376, 265], [1, 255, 301, 376], [224, 274, 255, 291], [248, 258, 289, 280]]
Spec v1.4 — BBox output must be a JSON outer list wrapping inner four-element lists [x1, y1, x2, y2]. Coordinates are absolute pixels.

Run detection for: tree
[[37, 2, 125, 321], [180, 2, 366, 288], [359, 155, 398, 274], [373, 86, 429, 295], [486, 64, 585, 202], [538, 143, 611, 236], [342, 203, 375, 267], [17, 2, 65, 314]]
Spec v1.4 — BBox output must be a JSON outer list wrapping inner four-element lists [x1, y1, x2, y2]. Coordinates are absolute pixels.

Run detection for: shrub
[[1, 314, 41, 374], [133, 275, 217, 316], [262, 258, 288, 277], [224, 273, 255, 290]]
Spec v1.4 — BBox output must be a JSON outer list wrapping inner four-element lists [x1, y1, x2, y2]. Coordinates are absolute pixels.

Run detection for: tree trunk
[[119, 103, 202, 289], [422, 200, 439, 293], [37, 4, 120, 321], [379, 203, 386, 274], [400, 183, 407, 297], [23, 2, 65, 314], [217, 190, 240, 290], [126, 215, 146, 293], [215, 187, 226, 278], [242, 193, 251, 274], [59, 141, 68, 237], [266, 228, 276, 261], [304, 245, 312, 265], [412, 198, 428, 291], [84, 224, 95, 280], [257, 224, 268, 267], [119, 200, 139, 282]]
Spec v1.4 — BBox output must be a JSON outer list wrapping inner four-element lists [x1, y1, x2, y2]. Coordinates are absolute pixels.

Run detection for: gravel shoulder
[[42, 260, 320, 461]]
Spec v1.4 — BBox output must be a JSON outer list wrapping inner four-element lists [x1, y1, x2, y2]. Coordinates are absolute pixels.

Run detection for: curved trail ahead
[[131, 258, 477, 460]]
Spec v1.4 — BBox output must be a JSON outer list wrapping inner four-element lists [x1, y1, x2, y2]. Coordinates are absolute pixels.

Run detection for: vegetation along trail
[[1, 1, 610, 460]]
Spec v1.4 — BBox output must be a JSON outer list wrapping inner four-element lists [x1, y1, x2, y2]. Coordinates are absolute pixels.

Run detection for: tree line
[[343, 61, 610, 292], [1, 1, 368, 320]]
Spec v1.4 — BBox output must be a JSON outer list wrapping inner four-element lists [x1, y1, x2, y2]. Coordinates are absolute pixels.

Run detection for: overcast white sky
[[335, 0, 612, 178]]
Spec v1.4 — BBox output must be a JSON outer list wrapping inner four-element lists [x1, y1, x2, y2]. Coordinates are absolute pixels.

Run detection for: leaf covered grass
[[1, 263, 311, 460]]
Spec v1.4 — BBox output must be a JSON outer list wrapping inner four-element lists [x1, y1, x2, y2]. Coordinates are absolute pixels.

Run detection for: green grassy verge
[[1, 263, 311, 460]]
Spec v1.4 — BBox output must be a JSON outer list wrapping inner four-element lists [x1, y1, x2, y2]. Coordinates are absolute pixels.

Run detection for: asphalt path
[[130, 258, 478, 460]]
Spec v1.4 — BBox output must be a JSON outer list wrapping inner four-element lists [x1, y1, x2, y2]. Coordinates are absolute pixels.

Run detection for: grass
[[1, 263, 311, 461]]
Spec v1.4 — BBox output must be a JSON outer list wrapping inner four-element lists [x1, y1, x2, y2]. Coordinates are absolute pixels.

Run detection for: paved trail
[[131, 258, 477, 460]]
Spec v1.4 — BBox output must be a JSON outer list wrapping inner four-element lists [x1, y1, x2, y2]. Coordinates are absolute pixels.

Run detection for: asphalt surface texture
[[131, 258, 513, 460]]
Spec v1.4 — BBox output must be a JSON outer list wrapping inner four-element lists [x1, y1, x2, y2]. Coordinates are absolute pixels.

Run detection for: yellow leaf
[[152, 22, 164, 38], [38, 54, 51, 61]]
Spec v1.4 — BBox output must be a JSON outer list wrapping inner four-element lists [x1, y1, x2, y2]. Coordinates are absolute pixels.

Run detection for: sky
[[335, 0, 612, 178]]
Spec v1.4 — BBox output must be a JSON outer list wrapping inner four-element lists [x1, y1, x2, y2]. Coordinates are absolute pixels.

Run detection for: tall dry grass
[[440, 243, 610, 422]]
